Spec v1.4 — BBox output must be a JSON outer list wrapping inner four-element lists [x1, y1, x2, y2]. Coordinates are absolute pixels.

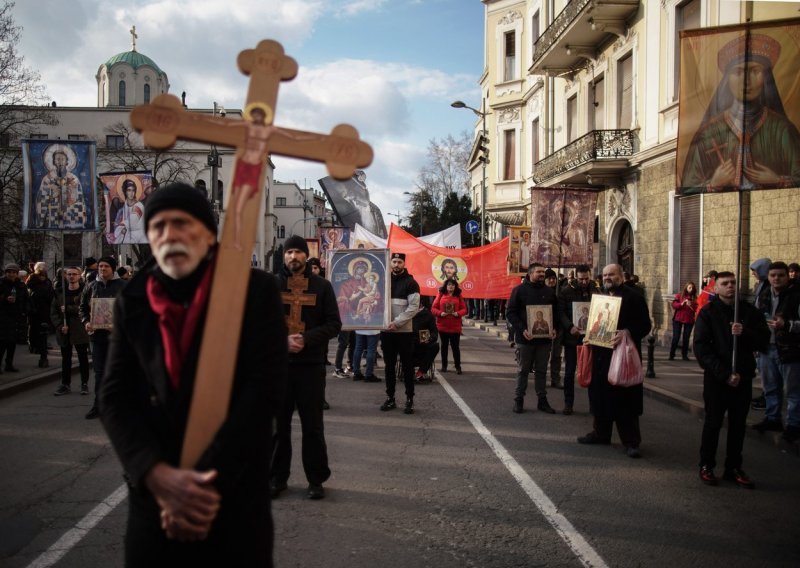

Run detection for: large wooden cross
[[281, 275, 317, 334], [130, 40, 372, 467]]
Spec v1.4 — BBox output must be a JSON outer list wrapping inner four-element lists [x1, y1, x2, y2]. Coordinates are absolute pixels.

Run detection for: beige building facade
[[476, 0, 800, 340]]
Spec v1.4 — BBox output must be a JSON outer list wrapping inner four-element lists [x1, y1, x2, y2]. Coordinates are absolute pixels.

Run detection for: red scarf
[[146, 263, 214, 390]]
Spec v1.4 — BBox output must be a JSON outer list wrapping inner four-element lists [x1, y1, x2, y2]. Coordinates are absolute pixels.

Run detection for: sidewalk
[[0, 339, 77, 398], [463, 317, 798, 453]]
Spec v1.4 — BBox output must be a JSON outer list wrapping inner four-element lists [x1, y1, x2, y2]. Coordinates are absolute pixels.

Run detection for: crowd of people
[[3, 183, 798, 565]]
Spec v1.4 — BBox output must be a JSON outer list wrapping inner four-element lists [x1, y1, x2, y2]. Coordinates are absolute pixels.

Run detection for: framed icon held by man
[[526, 305, 553, 339], [585, 295, 622, 348]]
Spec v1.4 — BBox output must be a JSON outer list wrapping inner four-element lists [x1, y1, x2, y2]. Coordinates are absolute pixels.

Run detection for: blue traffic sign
[[465, 220, 480, 235]]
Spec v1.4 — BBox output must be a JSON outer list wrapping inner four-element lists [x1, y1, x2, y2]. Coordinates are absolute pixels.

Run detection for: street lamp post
[[451, 99, 488, 247], [452, 99, 490, 320]]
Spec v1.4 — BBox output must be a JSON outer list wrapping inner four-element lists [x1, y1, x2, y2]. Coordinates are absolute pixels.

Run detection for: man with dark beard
[[379, 253, 420, 414], [577, 263, 651, 458], [100, 183, 288, 566], [271, 235, 341, 500]]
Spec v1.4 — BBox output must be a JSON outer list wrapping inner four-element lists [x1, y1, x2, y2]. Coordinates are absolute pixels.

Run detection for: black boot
[[513, 398, 524, 413], [404, 397, 414, 415], [537, 396, 556, 414]]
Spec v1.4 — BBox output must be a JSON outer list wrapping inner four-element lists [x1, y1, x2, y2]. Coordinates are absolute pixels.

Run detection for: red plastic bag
[[577, 344, 592, 387], [608, 329, 643, 387]]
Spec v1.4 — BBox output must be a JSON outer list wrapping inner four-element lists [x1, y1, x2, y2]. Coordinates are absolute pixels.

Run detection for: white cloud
[[336, 0, 387, 17]]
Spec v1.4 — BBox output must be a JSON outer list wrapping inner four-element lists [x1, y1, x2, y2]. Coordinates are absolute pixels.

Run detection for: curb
[[0, 367, 64, 399]]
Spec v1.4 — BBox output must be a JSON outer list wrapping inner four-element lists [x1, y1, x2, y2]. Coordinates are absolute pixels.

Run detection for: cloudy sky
[[14, 0, 484, 220]]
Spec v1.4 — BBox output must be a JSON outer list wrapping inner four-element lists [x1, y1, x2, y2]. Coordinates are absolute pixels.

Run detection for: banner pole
[[731, 189, 745, 375]]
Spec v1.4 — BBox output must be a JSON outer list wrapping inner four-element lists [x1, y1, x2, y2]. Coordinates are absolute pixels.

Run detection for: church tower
[[95, 26, 169, 107]]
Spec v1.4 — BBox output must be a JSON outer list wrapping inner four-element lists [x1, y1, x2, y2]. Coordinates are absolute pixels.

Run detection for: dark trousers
[[594, 415, 641, 448], [60, 343, 90, 386], [381, 332, 414, 399], [440, 332, 461, 370], [700, 378, 751, 470], [0, 340, 16, 368], [562, 343, 577, 407], [29, 317, 48, 357], [271, 365, 330, 486], [334, 331, 355, 369], [91, 332, 110, 407], [550, 333, 562, 381], [515, 342, 550, 400], [413, 342, 439, 373], [670, 321, 694, 357]]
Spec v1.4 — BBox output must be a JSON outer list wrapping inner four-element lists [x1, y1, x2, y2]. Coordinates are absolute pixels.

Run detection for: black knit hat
[[98, 255, 118, 270], [391, 252, 406, 261], [284, 235, 309, 256], [544, 268, 557, 279], [144, 182, 217, 236]]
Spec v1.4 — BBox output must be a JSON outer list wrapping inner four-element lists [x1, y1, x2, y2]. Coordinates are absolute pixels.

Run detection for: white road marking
[[436, 372, 609, 568], [25, 484, 128, 568]]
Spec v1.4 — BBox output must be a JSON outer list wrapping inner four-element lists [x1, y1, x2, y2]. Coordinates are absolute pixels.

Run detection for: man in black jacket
[[100, 183, 288, 566], [577, 264, 651, 458], [557, 264, 597, 415], [694, 271, 769, 487], [79, 256, 126, 419], [272, 235, 342, 500], [506, 263, 558, 414], [412, 297, 439, 382]]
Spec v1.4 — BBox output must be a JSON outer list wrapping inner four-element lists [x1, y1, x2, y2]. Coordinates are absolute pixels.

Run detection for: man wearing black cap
[[99, 182, 288, 566], [79, 255, 126, 419], [380, 252, 420, 414], [271, 235, 341, 500]]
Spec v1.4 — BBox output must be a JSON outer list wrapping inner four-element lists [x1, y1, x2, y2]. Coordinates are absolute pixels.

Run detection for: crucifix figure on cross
[[130, 39, 373, 468]]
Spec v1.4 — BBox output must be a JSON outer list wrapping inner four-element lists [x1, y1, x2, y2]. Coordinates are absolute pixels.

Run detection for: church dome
[[104, 50, 164, 75]]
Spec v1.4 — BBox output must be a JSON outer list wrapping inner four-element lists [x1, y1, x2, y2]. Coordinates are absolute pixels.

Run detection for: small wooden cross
[[282, 275, 317, 334], [129, 40, 372, 468]]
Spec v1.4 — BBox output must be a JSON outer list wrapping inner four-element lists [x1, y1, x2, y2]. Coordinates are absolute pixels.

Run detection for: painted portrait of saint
[[677, 23, 800, 194], [431, 255, 468, 284], [328, 249, 390, 329]]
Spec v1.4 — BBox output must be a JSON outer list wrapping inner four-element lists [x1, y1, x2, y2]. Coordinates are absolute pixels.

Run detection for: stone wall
[[636, 159, 674, 340]]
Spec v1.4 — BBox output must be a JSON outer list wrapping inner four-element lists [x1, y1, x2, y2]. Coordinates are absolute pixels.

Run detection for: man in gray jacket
[[379, 253, 420, 414]]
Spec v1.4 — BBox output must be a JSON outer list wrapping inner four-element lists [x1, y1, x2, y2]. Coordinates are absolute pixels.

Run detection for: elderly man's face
[[602, 264, 624, 290], [147, 210, 216, 279]]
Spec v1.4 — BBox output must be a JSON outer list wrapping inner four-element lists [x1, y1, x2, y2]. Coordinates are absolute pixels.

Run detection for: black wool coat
[[588, 285, 651, 418], [100, 264, 288, 567], [0, 278, 28, 343]]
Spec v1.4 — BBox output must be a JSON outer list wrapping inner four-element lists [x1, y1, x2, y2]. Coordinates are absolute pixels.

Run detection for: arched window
[[119, 80, 126, 106], [279, 225, 286, 238], [144, 84, 150, 104]]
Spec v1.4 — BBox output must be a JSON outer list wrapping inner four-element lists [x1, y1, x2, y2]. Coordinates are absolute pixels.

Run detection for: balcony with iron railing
[[531, 129, 634, 185], [529, 0, 640, 75]]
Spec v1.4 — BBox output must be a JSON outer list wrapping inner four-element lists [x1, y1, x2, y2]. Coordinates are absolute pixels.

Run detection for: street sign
[[466, 220, 479, 235]]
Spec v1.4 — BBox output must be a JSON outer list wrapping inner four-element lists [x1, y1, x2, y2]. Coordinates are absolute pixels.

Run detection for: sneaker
[[80, 383, 89, 395], [85, 406, 100, 420], [456, 367, 462, 375], [364, 375, 382, 383], [352, 372, 365, 381], [751, 396, 766, 410], [404, 398, 414, 415], [333, 368, 349, 379], [723, 468, 755, 489], [415, 370, 425, 382], [577, 431, 611, 445], [344, 365, 353, 374], [562, 406, 573, 416], [512, 398, 523, 413], [752, 419, 783, 432], [54, 384, 71, 396], [537, 397, 556, 414], [307, 483, 325, 500], [699, 466, 718, 486], [380, 397, 396, 411]]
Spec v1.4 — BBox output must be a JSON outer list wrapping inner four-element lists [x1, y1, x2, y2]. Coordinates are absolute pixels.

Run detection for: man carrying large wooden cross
[[100, 40, 371, 566]]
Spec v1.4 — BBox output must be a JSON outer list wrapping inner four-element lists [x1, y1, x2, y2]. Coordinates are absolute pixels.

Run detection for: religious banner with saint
[[130, 39, 373, 467], [100, 171, 154, 244], [507, 225, 532, 275], [351, 222, 387, 249], [328, 249, 391, 330], [21, 140, 98, 231], [529, 187, 597, 267], [318, 226, 351, 267], [676, 19, 800, 194]]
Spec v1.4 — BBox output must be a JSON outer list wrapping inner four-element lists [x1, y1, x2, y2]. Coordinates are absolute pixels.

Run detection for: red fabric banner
[[387, 225, 519, 299]]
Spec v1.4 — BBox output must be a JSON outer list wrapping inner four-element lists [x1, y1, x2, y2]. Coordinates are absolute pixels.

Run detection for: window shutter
[[504, 130, 516, 180], [567, 96, 578, 142], [618, 55, 633, 129], [679, 195, 701, 288], [594, 77, 605, 130]]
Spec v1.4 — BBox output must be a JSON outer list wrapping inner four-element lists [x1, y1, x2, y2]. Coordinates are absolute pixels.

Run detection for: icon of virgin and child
[[335, 256, 384, 326]]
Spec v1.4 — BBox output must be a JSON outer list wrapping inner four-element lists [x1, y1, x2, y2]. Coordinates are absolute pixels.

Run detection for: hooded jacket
[[386, 268, 420, 333], [750, 257, 772, 300]]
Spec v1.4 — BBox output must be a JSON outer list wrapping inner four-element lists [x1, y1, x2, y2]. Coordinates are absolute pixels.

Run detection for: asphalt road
[[1, 328, 799, 567]]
